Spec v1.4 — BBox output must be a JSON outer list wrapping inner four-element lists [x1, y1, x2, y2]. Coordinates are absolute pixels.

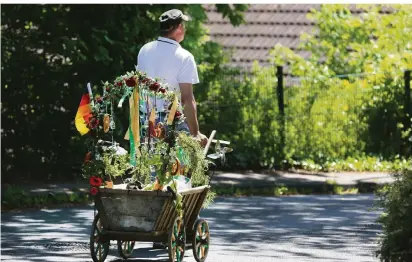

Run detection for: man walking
[[137, 9, 207, 146]]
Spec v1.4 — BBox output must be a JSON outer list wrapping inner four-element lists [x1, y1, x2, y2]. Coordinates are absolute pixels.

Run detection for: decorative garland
[[77, 70, 212, 217]]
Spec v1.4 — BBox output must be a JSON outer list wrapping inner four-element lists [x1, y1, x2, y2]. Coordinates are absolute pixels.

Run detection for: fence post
[[276, 66, 285, 161], [404, 70, 411, 156]]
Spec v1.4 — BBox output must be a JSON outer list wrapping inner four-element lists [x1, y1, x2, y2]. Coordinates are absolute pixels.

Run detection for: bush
[[197, 5, 412, 170], [376, 160, 412, 261], [197, 64, 283, 169], [1, 4, 248, 182]]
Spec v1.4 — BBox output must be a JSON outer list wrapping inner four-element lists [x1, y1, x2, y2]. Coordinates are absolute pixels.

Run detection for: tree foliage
[[199, 4, 411, 169], [376, 161, 412, 262], [1, 4, 248, 182], [270, 4, 412, 164]]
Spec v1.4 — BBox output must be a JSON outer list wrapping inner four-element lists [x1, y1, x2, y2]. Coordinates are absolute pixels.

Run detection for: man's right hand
[[192, 132, 208, 147]]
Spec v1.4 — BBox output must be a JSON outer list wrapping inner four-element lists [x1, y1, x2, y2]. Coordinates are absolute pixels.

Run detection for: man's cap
[[159, 9, 190, 23]]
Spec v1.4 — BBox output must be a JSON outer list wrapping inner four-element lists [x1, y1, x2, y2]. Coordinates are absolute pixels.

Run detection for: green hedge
[[376, 161, 412, 261]]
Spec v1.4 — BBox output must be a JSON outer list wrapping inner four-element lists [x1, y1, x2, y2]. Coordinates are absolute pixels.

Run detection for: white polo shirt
[[137, 37, 199, 111]]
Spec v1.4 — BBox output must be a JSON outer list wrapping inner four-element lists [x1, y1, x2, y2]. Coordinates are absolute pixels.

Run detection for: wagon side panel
[[96, 189, 170, 232]]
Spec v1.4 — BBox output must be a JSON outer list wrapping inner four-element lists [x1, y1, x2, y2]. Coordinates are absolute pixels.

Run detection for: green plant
[[286, 156, 411, 172], [333, 186, 344, 195], [272, 4, 412, 163], [1, 185, 26, 207], [198, 5, 411, 171], [376, 161, 412, 261], [203, 191, 216, 208], [176, 133, 210, 186], [1, 4, 249, 183]]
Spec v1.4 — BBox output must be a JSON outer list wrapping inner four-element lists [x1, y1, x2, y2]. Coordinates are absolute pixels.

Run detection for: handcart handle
[[203, 130, 216, 157]]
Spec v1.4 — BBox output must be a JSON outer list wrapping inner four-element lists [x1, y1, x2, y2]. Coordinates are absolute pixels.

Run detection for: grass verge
[[2, 182, 384, 211]]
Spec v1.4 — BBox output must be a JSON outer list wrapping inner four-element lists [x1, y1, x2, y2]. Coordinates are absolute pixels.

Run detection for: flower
[[142, 78, 150, 84], [159, 88, 166, 94], [116, 81, 123, 87], [90, 187, 98, 196], [96, 97, 103, 104], [106, 86, 111, 92], [126, 76, 137, 87], [149, 82, 160, 92], [88, 117, 99, 129], [175, 111, 182, 118], [89, 176, 103, 187]]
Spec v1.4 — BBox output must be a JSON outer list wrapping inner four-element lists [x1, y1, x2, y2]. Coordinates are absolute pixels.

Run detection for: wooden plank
[[157, 199, 173, 231], [165, 207, 177, 232], [179, 186, 209, 196], [182, 194, 193, 227], [187, 188, 209, 232], [153, 199, 169, 231], [184, 193, 199, 228]]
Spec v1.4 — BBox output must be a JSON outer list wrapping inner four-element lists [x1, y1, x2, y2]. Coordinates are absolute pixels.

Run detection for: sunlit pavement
[[1, 194, 381, 262]]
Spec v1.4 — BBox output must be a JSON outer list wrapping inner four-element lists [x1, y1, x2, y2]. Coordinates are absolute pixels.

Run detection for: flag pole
[[87, 83, 94, 107]]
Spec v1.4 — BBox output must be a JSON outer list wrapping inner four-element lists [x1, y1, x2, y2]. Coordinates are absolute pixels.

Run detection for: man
[[137, 9, 208, 146], [137, 9, 207, 249]]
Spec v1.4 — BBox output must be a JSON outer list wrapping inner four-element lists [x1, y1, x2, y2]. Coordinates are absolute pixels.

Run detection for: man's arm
[[179, 83, 199, 136], [178, 55, 207, 146]]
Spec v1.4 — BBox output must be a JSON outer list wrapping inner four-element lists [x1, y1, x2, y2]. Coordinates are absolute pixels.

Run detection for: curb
[[213, 181, 385, 196], [1, 181, 388, 211]]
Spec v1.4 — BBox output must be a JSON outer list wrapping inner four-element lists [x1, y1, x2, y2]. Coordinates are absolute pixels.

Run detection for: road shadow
[[200, 195, 381, 260], [1, 195, 382, 261]]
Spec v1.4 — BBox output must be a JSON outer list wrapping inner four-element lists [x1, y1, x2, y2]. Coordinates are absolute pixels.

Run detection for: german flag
[[75, 90, 92, 135]]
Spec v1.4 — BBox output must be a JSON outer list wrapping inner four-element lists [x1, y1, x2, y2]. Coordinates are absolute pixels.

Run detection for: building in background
[[204, 4, 317, 69]]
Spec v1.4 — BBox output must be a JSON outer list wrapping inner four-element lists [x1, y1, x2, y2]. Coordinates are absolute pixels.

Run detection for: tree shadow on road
[[201, 194, 381, 261], [1, 195, 381, 261]]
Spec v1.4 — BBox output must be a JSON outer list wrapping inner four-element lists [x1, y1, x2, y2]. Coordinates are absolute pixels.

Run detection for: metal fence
[[197, 66, 411, 164]]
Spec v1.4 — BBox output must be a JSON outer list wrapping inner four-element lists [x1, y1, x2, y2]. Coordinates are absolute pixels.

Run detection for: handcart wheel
[[117, 240, 135, 259], [168, 216, 186, 262], [90, 213, 110, 262], [192, 219, 210, 262]]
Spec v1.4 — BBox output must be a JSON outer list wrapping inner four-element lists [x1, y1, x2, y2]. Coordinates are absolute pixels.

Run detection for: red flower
[[90, 187, 98, 196], [88, 118, 99, 129], [149, 82, 160, 92], [175, 111, 182, 118], [106, 86, 111, 92], [89, 176, 103, 187], [125, 77, 137, 87], [96, 97, 103, 104], [159, 88, 166, 94], [142, 78, 150, 84], [116, 81, 123, 87], [96, 177, 103, 186]]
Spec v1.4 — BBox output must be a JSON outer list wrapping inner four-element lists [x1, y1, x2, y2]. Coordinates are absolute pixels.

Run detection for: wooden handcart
[[89, 130, 231, 262], [90, 185, 211, 262]]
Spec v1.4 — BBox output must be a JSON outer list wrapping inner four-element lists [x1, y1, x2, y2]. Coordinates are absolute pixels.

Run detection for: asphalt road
[[1, 194, 382, 262]]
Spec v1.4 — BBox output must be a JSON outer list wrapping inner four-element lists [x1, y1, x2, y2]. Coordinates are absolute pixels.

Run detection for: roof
[[204, 4, 319, 68], [204, 4, 394, 68]]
